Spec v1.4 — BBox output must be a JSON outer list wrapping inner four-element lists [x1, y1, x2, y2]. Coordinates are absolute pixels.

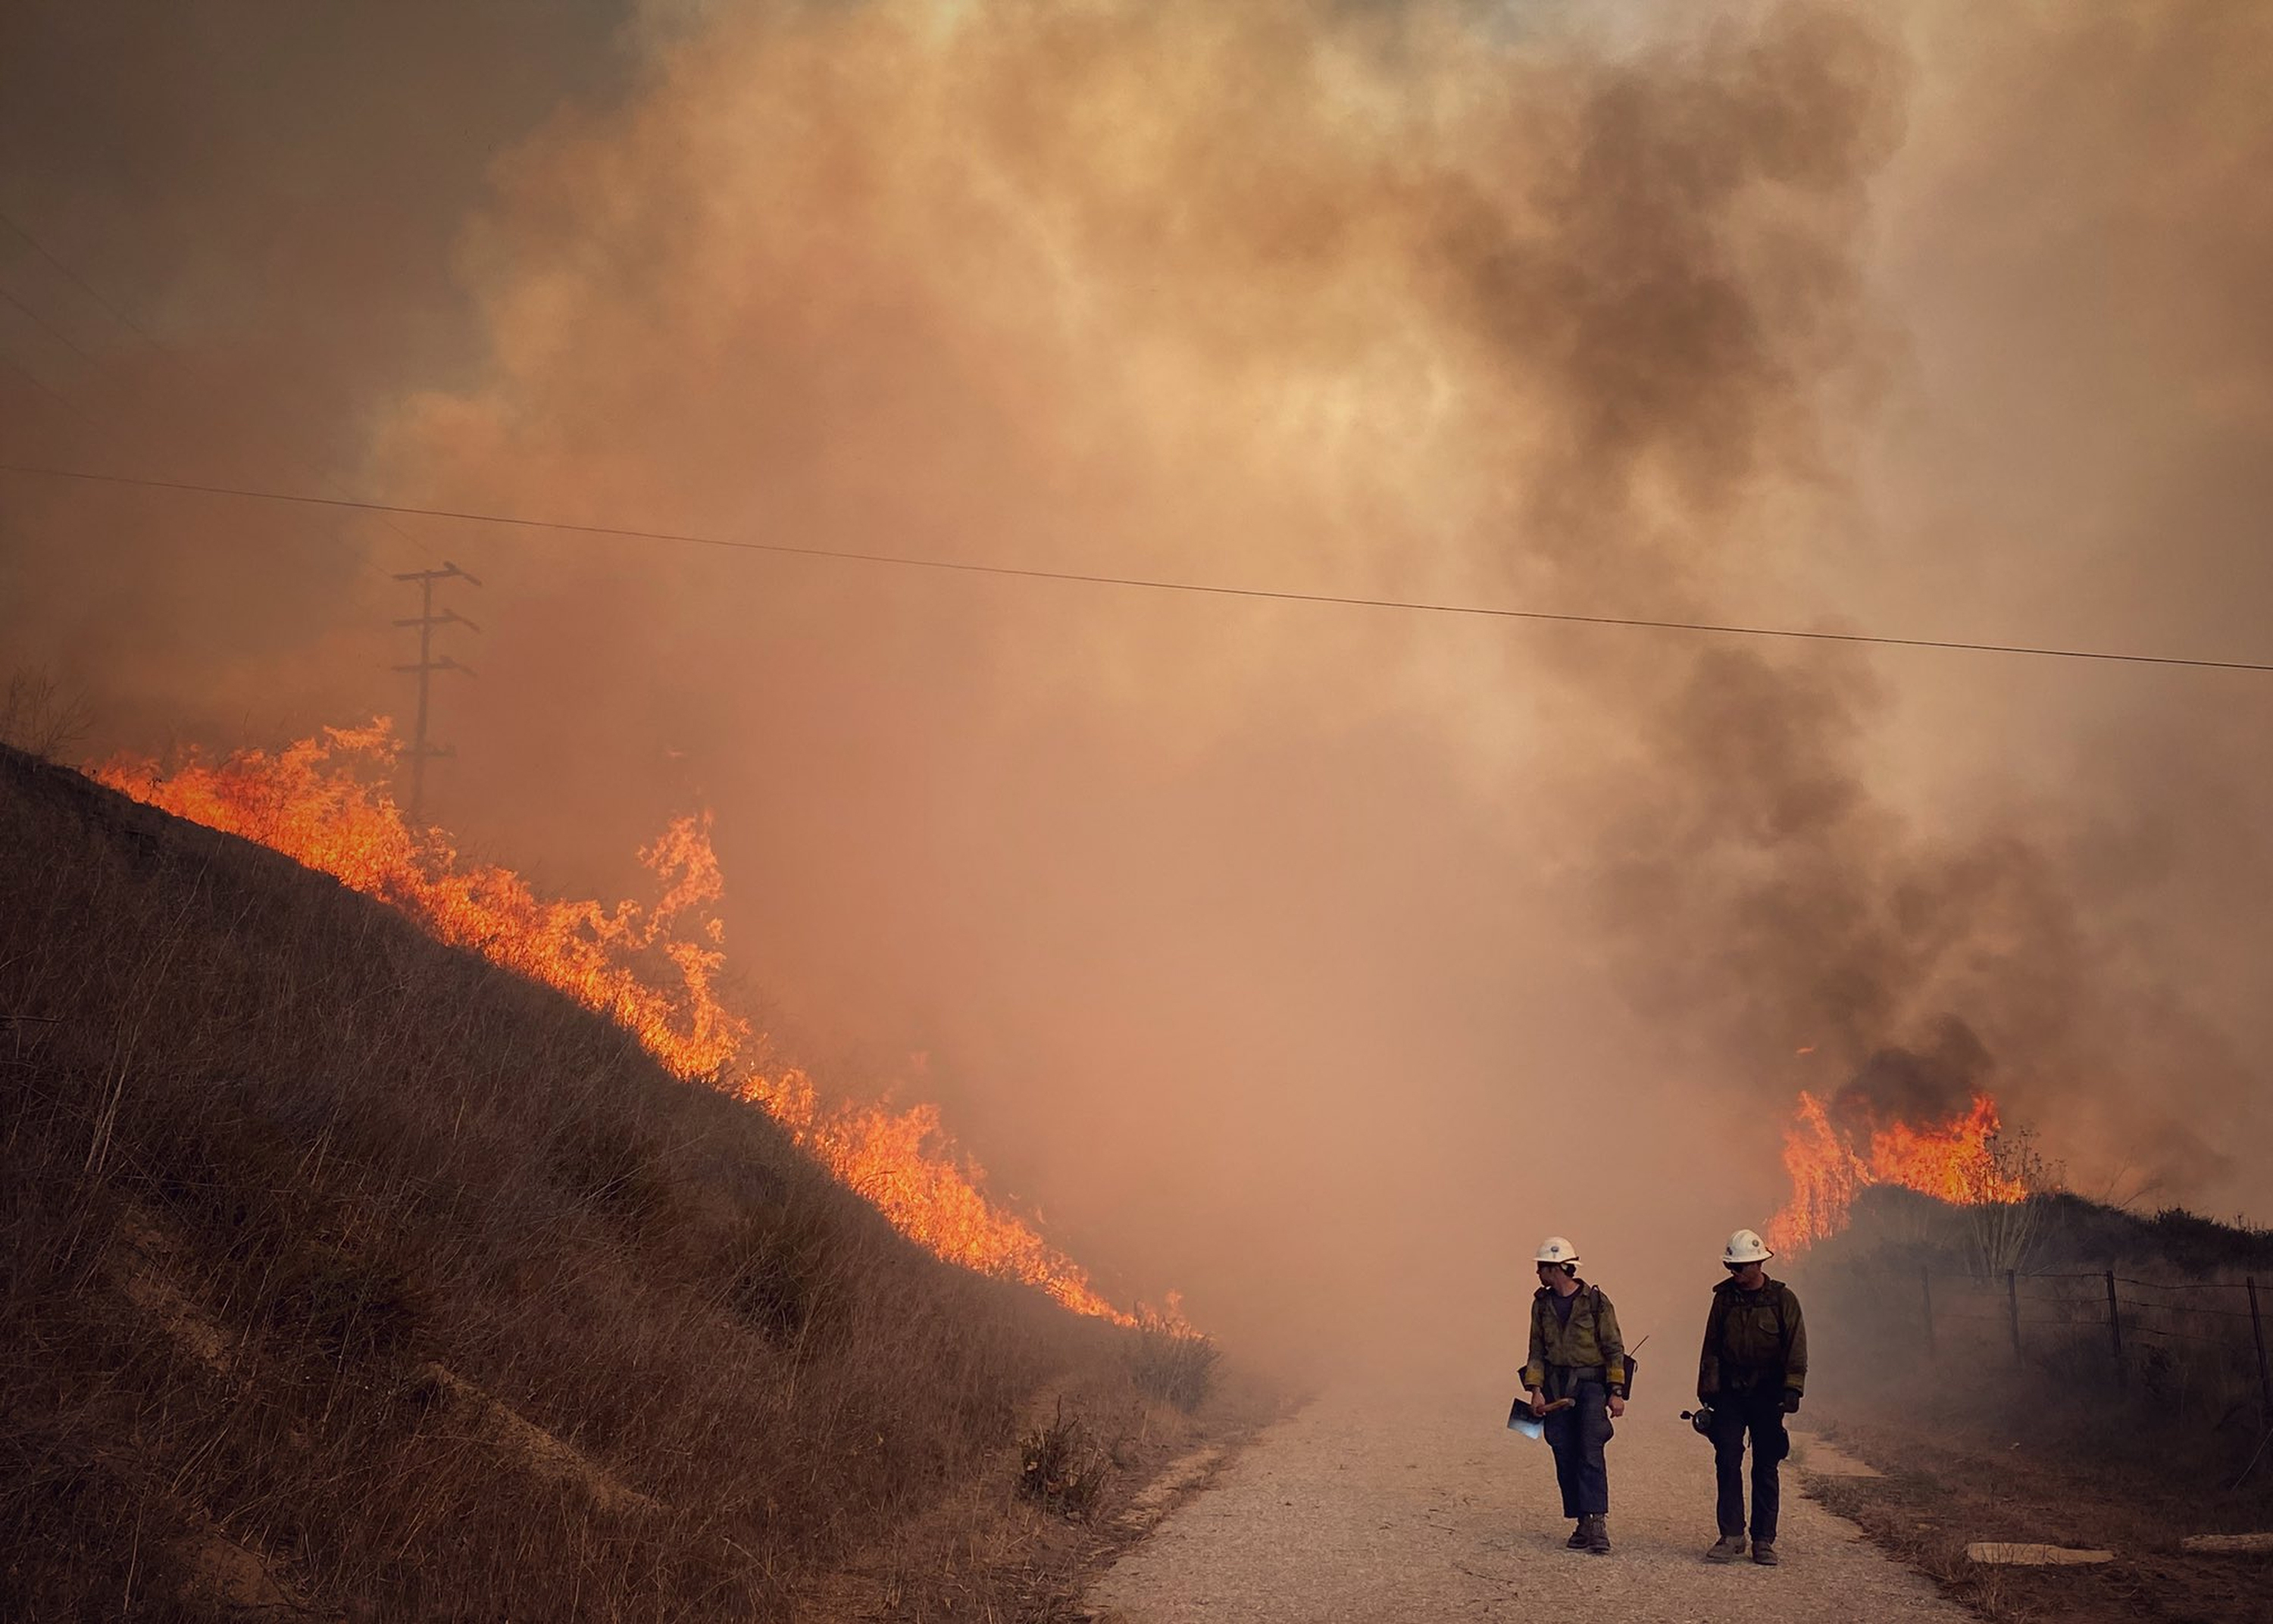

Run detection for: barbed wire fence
[[1877, 1263, 2273, 1428]]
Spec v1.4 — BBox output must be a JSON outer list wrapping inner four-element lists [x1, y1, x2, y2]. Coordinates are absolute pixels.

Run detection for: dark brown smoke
[[1831, 1019, 1990, 1129]]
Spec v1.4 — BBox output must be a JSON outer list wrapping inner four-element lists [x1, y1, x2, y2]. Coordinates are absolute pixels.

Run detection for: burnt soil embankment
[[0, 743, 1242, 1620]]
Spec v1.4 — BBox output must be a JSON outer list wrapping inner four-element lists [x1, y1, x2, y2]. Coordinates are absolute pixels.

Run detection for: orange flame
[[95, 720, 1136, 1324], [1766, 1088, 2028, 1254]]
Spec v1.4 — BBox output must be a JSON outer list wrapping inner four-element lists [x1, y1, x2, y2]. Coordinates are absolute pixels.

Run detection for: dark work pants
[[1540, 1378, 1612, 1518], [1707, 1387, 1789, 1541]]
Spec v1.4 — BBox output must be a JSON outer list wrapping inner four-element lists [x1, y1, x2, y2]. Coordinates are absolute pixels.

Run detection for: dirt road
[[1086, 1390, 1969, 1622]]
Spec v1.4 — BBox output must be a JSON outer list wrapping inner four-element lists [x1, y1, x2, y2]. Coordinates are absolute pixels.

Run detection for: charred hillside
[[1805, 1183, 2273, 1279], [0, 744, 1188, 1619]]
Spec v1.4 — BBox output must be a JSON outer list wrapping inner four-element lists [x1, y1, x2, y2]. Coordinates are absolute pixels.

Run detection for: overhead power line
[[0, 208, 414, 579], [0, 352, 86, 422], [2, 459, 2268, 675], [0, 283, 101, 366]]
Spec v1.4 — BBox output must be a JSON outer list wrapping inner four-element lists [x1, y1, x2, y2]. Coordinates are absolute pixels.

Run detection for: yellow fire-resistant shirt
[[1522, 1281, 1628, 1395]]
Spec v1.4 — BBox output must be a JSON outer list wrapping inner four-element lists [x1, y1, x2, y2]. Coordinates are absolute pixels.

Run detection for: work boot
[[1565, 1521, 1588, 1550], [1584, 1515, 1612, 1555], [1706, 1533, 1747, 1563], [1751, 1539, 1779, 1566]]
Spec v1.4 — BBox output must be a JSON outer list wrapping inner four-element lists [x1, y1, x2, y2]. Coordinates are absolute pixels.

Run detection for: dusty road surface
[[1086, 1391, 1970, 1623]]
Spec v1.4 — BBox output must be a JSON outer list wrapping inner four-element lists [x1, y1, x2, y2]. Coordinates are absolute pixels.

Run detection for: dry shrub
[[550, 1114, 680, 1238], [1018, 1401, 1109, 1517], [0, 670, 91, 761], [724, 1201, 844, 1345], [1130, 1320, 1221, 1413]]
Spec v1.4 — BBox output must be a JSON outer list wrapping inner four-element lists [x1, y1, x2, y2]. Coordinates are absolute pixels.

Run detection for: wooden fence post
[[2007, 1270, 2021, 1362], [2106, 1270, 2125, 1394], [2249, 1277, 2272, 1424], [1921, 1266, 1937, 1359]]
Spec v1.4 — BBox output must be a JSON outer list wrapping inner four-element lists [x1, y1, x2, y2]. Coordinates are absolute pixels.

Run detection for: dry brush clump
[[0, 745, 1185, 1619], [1017, 1400, 1111, 1519], [0, 668, 91, 761], [1128, 1319, 1222, 1414]]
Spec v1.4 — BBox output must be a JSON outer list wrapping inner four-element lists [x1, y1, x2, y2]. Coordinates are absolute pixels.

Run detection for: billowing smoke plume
[[3, 0, 2268, 1369], [1826, 1019, 1990, 1129]]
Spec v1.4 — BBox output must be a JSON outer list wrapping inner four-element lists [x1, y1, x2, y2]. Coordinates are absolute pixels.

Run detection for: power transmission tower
[[392, 561, 481, 825]]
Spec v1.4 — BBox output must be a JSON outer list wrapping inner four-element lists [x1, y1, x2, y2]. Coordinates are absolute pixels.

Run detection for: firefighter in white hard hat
[[1520, 1235, 1627, 1554], [1697, 1228, 1808, 1566]]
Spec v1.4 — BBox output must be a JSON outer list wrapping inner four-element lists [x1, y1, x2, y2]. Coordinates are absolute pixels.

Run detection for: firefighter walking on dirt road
[[1697, 1227, 1809, 1566], [1519, 1235, 1627, 1554]]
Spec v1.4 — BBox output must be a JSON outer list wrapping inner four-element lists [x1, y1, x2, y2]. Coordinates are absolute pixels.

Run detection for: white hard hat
[[1534, 1235, 1580, 1266], [1723, 1228, 1772, 1265]]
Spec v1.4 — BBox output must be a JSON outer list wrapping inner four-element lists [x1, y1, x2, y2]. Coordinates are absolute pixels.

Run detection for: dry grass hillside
[[0, 742, 1224, 1620], [1801, 1184, 2273, 1446], [1793, 1187, 2273, 1624]]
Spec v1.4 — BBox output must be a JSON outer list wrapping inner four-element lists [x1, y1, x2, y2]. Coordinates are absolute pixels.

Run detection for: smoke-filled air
[[5, 0, 2269, 1376]]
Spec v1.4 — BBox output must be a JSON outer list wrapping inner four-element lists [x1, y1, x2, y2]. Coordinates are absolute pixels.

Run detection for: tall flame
[[1766, 1088, 2028, 1253], [95, 720, 1136, 1323]]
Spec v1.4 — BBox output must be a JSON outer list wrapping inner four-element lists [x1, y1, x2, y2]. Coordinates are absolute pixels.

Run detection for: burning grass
[[1769, 1088, 2032, 1254], [92, 719, 1135, 1324], [0, 743, 1216, 1618]]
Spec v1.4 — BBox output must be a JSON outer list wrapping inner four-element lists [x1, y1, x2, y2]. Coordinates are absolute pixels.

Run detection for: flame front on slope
[[97, 720, 1136, 1324]]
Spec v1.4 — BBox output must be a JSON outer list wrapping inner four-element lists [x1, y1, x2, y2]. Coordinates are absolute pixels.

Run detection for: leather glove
[[1781, 1388, 1802, 1414]]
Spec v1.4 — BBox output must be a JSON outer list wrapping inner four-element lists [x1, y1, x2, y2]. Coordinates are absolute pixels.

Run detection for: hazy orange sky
[[4, 1, 2268, 1367]]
